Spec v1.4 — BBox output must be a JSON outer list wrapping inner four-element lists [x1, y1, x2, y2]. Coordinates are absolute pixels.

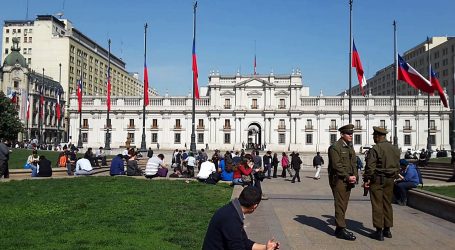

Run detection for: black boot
[[370, 228, 384, 241], [335, 227, 356, 241], [383, 227, 392, 238]]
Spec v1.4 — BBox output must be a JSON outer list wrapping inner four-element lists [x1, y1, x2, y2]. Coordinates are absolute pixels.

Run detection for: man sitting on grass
[[74, 155, 93, 176], [202, 186, 280, 250], [197, 158, 216, 182], [145, 154, 168, 179]]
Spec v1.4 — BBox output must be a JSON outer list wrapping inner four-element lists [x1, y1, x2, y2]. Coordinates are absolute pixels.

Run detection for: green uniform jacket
[[328, 138, 358, 184], [365, 141, 400, 179]]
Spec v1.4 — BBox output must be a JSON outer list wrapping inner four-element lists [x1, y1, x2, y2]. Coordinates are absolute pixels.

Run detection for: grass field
[[428, 157, 451, 164], [0, 177, 232, 249], [423, 185, 455, 198]]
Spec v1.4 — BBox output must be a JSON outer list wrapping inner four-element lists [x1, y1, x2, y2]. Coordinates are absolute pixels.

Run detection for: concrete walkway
[[233, 170, 455, 250]]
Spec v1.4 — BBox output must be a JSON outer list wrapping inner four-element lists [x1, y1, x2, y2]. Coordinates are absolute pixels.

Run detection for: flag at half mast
[[430, 66, 448, 108], [352, 40, 367, 96], [192, 1, 200, 99], [397, 54, 433, 93]]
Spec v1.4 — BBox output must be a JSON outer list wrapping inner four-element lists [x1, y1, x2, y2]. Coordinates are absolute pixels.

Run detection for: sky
[[1, 0, 454, 96]]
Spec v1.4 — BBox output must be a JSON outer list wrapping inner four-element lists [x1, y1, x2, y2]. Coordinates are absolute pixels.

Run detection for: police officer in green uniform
[[328, 124, 358, 241], [364, 126, 400, 241]]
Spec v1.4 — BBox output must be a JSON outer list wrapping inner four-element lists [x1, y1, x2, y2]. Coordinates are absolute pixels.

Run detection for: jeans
[[264, 164, 271, 178], [292, 169, 300, 182], [394, 181, 417, 203], [31, 164, 38, 177]]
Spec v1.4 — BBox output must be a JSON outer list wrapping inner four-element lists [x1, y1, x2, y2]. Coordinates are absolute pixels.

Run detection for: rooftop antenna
[[25, 0, 29, 19], [56, 0, 65, 18]]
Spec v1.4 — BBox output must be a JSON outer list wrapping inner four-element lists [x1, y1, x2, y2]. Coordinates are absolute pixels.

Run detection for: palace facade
[[68, 70, 450, 152]]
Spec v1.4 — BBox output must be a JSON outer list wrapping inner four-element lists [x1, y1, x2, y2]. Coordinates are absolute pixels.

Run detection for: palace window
[[354, 134, 361, 145], [127, 133, 135, 143], [278, 134, 286, 144], [306, 134, 313, 144], [198, 133, 204, 144], [151, 133, 158, 143], [380, 120, 386, 129], [429, 135, 436, 145], [251, 99, 258, 109], [355, 120, 361, 130], [198, 119, 204, 129], [128, 119, 135, 128], [279, 119, 286, 129], [82, 133, 88, 143], [83, 119, 89, 128], [330, 120, 337, 130], [152, 119, 158, 128], [279, 99, 286, 109], [224, 99, 231, 109], [224, 133, 231, 144], [174, 133, 181, 144], [404, 135, 411, 146], [175, 119, 181, 129], [224, 119, 231, 129], [330, 134, 337, 144], [430, 120, 436, 130]]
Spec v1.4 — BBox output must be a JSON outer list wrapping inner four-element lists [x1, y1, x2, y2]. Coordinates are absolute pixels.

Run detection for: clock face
[[13, 70, 20, 78]]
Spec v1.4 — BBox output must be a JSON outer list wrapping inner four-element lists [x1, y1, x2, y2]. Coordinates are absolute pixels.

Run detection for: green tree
[[0, 91, 24, 140]]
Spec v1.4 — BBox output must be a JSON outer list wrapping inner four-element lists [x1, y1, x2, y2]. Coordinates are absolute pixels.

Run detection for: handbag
[[24, 163, 32, 169], [241, 174, 252, 184]]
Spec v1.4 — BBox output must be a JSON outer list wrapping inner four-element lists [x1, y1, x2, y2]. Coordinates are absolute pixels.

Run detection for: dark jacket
[[37, 158, 52, 177], [263, 154, 272, 165], [110, 155, 125, 176], [202, 199, 255, 250], [147, 149, 153, 158], [291, 156, 302, 170], [313, 155, 324, 166], [127, 160, 143, 176], [0, 142, 9, 161]]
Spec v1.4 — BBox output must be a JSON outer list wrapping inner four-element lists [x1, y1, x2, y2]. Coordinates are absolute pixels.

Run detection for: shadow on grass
[[294, 214, 374, 237]]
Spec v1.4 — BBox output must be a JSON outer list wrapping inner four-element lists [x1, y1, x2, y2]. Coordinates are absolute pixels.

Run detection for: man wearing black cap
[[364, 126, 400, 241], [328, 124, 358, 240]]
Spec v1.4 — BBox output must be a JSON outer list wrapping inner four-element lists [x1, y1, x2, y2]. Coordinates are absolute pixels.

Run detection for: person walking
[[280, 152, 292, 178], [263, 151, 272, 179], [272, 153, 279, 178], [313, 152, 324, 180], [328, 124, 358, 241], [364, 126, 400, 241], [291, 153, 302, 183]]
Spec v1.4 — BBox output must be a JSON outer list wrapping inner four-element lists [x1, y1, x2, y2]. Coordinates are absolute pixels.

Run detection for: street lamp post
[[77, 55, 84, 148], [104, 39, 112, 150]]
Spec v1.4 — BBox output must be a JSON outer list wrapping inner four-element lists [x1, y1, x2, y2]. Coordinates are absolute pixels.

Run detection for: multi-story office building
[[2, 15, 157, 139], [348, 37, 454, 105], [68, 70, 450, 152]]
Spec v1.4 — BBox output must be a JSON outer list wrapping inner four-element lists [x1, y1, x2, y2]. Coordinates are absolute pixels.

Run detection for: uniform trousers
[[330, 178, 352, 228], [370, 177, 394, 228]]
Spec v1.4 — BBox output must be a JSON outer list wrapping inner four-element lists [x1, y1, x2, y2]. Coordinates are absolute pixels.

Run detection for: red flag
[[352, 40, 367, 96], [26, 96, 30, 120], [40, 86, 44, 118], [77, 79, 83, 113], [192, 37, 200, 99], [56, 89, 61, 120], [107, 67, 111, 111], [144, 62, 149, 106], [430, 67, 448, 108]]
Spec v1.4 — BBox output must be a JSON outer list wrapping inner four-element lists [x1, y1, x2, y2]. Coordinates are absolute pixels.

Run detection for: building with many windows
[[68, 70, 450, 152], [348, 36, 453, 106], [2, 15, 158, 140], [1, 38, 65, 142]]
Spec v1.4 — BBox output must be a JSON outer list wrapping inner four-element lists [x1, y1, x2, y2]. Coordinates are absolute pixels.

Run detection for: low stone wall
[[407, 189, 455, 223]]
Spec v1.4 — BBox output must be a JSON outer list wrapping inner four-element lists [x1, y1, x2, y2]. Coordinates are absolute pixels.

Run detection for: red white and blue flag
[[398, 54, 433, 93], [107, 67, 112, 110], [430, 67, 448, 108], [352, 40, 367, 96], [144, 62, 149, 106], [77, 79, 83, 113], [56, 89, 61, 121], [26, 96, 30, 120], [8, 90, 17, 103]]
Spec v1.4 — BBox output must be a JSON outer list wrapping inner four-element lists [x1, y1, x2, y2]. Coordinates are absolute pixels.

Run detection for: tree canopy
[[0, 91, 24, 141]]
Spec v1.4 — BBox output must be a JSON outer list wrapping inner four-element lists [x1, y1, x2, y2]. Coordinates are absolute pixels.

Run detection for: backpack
[[58, 155, 67, 168]]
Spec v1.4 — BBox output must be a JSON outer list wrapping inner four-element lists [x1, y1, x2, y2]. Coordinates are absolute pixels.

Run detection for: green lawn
[[0, 177, 232, 249], [423, 185, 455, 198], [9, 148, 87, 169], [428, 157, 451, 164]]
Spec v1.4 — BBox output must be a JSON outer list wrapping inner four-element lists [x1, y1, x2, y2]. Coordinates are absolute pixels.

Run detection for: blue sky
[[1, 0, 454, 96]]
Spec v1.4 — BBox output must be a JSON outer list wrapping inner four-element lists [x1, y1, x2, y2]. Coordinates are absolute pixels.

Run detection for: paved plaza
[[232, 169, 455, 250]]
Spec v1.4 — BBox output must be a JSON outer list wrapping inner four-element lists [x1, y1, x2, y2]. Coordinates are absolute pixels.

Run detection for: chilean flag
[[77, 79, 83, 113], [39, 86, 44, 119], [144, 62, 149, 106], [352, 40, 367, 96], [26, 96, 30, 120], [107, 67, 112, 110], [56, 89, 61, 121], [430, 67, 448, 108], [8, 90, 17, 103], [192, 35, 200, 99], [398, 54, 433, 93]]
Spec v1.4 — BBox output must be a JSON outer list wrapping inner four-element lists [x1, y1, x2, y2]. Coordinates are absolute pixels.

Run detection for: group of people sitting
[[109, 148, 169, 179]]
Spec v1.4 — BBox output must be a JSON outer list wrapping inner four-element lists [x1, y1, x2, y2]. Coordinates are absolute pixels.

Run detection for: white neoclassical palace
[[68, 70, 451, 152]]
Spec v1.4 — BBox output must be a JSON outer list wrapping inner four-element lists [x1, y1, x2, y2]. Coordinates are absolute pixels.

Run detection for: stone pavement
[[233, 169, 455, 250]]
